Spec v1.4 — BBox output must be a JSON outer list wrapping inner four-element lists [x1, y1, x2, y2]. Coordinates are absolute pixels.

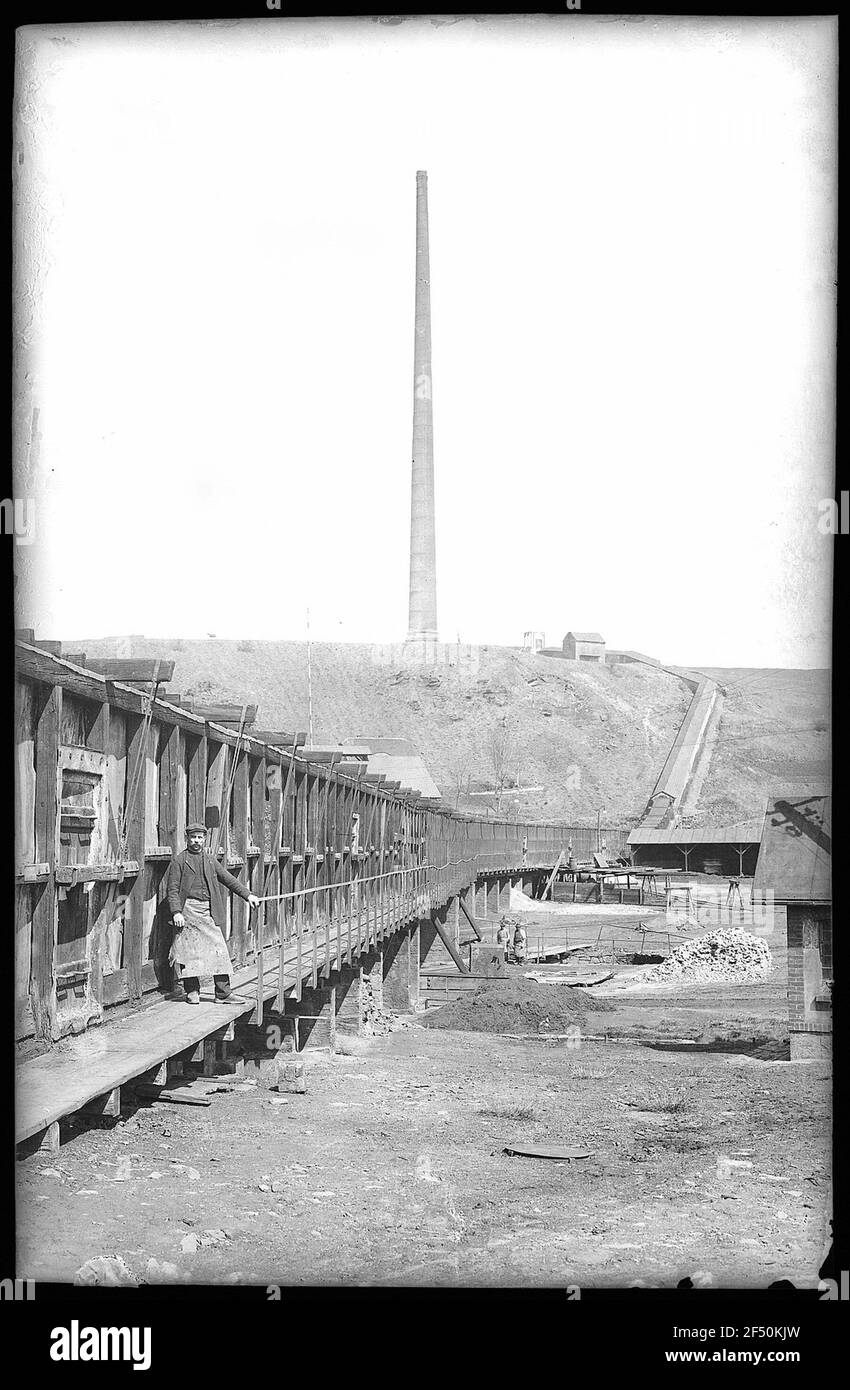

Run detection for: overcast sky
[[14, 15, 836, 667]]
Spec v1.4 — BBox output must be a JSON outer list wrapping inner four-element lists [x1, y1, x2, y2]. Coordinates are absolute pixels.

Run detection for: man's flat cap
[[185, 822, 207, 834]]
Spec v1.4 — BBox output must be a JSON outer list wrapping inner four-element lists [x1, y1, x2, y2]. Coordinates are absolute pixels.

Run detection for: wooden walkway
[[16, 894, 421, 1149]]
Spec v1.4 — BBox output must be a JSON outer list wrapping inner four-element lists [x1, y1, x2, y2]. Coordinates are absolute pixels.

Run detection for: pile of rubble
[[359, 976, 407, 1035], [647, 928, 772, 984]]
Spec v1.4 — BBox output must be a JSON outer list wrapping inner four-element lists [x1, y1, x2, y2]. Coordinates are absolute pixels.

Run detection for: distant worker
[[521, 834, 528, 867], [496, 918, 511, 958], [167, 822, 260, 1005], [513, 921, 528, 964]]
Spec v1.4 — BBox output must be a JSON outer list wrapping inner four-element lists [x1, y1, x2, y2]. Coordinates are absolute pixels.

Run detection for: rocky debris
[[647, 929, 772, 984], [359, 977, 408, 1035], [74, 1254, 139, 1287], [717, 1154, 754, 1179], [180, 1229, 230, 1254], [145, 1258, 182, 1282], [275, 1059, 306, 1094]]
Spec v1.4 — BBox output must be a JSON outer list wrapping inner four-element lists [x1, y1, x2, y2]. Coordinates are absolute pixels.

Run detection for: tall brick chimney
[[407, 170, 438, 645]]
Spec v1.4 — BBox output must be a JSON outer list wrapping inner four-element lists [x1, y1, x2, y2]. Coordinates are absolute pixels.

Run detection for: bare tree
[[446, 751, 472, 811], [488, 719, 515, 814]]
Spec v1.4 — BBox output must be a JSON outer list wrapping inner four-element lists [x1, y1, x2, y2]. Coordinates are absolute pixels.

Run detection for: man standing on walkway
[[167, 822, 260, 1004]]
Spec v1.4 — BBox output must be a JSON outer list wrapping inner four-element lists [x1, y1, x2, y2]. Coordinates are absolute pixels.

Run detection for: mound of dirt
[[647, 928, 772, 984], [422, 975, 613, 1034]]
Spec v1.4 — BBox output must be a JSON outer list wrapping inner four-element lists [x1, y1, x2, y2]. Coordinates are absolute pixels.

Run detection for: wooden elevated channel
[[14, 640, 629, 1151]]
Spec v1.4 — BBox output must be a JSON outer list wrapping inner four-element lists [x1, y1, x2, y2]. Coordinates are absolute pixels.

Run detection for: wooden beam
[[82, 658, 176, 682], [16, 648, 380, 784], [32, 684, 62, 1041], [251, 730, 307, 747], [188, 704, 258, 726], [459, 894, 482, 942], [430, 911, 472, 978], [231, 748, 250, 967], [123, 713, 148, 1003], [81, 1087, 121, 1118]]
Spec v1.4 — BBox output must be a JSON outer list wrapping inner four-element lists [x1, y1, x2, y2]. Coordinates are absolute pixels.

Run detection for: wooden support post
[[203, 1038, 217, 1077], [294, 888, 303, 1001], [166, 1057, 184, 1080], [82, 1087, 121, 1118], [187, 730, 207, 827], [37, 1122, 60, 1153], [232, 748, 249, 967], [123, 714, 148, 1003], [32, 685, 62, 1041]]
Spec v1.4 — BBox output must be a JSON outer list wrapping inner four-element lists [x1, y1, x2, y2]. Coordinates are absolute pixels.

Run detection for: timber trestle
[[14, 639, 628, 1151]]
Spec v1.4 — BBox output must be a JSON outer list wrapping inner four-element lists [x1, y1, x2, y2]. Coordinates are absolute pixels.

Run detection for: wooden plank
[[158, 723, 184, 853], [460, 893, 482, 941], [186, 730, 207, 826], [123, 714, 148, 1003], [15, 887, 34, 1040], [431, 908, 470, 973], [189, 704, 257, 725], [15, 991, 258, 1141], [249, 753, 266, 959], [133, 1084, 212, 1107], [251, 730, 306, 747], [144, 721, 160, 852], [15, 678, 37, 864], [31, 684, 62, 1040], [231, 749, 249, 967], [83, 659, 176, 682], [205, 737, 228, 841]]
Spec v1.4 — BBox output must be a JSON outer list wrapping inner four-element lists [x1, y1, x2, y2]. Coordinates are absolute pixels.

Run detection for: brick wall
[[786, 904, 832, 1030]]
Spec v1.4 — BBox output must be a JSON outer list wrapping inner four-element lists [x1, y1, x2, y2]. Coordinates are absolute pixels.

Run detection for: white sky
[[14, 15, 836, 666]]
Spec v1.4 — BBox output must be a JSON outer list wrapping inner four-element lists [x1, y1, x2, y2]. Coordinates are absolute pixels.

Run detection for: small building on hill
[[752, 791, 831, 1060], [523, 631, 545, 652], [563, 631, 606, 663]]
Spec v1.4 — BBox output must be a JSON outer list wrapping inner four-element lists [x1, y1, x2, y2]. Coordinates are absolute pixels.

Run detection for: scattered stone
[[716, 1155, 754, 1179], [276, 1059, 307, 1094], [39, 1168, 63, 1179], [415, 1155, 440, 1184], [171, 1164, 201, 1180], [145, 1258, 181, 1282], [199, 1229, 230, 1248], [111, 1156, 133, 1182], [647, 929, 772, 985], [74, 1255, 139, 1287]]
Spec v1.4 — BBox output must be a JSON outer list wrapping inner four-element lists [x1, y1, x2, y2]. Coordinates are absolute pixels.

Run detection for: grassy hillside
[[684, 666, 831, 825], [71, 638, 830, 828]]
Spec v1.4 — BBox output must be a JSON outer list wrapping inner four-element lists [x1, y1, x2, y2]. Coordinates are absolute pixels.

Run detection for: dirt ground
[[17, 926, 831, 1291]]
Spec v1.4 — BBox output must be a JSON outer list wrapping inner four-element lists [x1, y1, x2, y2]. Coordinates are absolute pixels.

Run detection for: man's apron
[[169, 896, 232, 979]]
